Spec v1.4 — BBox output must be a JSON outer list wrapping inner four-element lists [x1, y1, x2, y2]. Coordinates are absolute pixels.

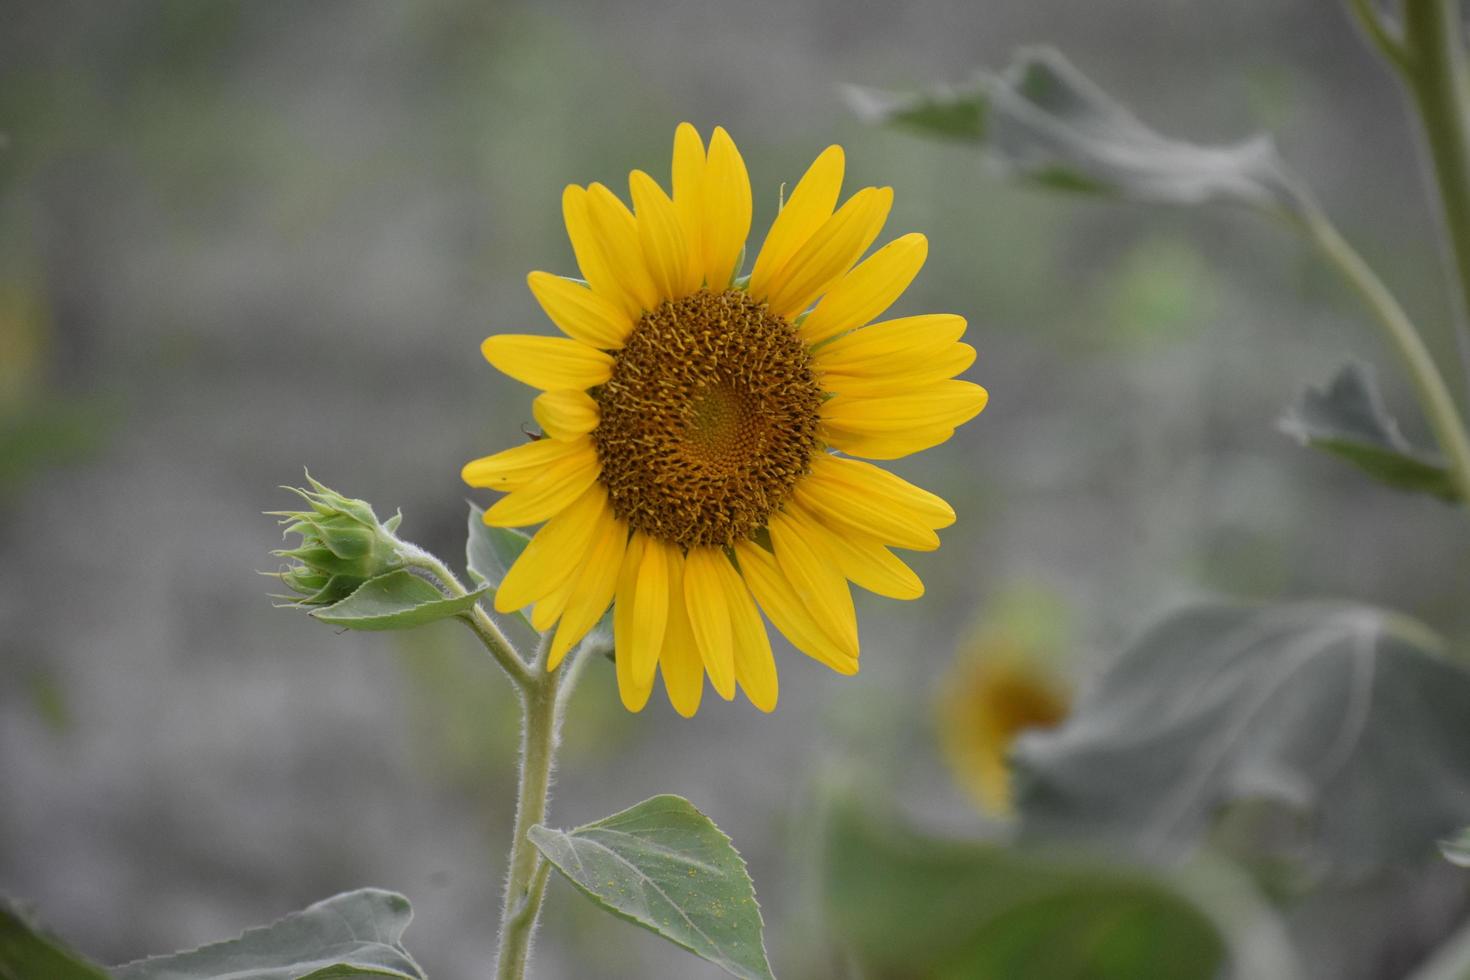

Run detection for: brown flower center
[[592, 288, 823, 549]]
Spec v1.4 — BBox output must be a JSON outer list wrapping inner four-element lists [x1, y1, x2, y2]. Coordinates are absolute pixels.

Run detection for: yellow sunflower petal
[[814, 313, 968, 376], [630, 535, 674, 686], [821, 425, 958, 460], [785, 501, 923, 600], [660, 551, 705, 717], [533, 389, 600, 440], [613, 533, 657, 712], [526, 271, 632, 350], [563, 185, 641, 319], [586, 182, 661, 314], [484, 443, 601, 527], [630, 170, 697, 300], [532, 569, 578, 631], [791, 454, 952, 550], [549, 509, 627, 669], [821, 380, 988, 434], [734, 539, 859, 674], [711, 549, 778, 711], [494, 483, 608, 613], [671, 123, 707, 285], [749, 144, 844, 296], [481, 335, 612, 391], [683, 547, 737, 700], [820, 343, 977, 397], [702, 127, 752, 290], [800, 233, 927, 344], [767, 510, 860, 655], [761, 186, 893, 319], [462, 435, 589, 492]]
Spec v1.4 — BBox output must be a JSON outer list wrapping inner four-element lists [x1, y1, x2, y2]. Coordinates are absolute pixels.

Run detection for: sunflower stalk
[[397, 542, 534, 688], [1354, 0, 1470, 398], [1330, 0, 1470, 503], [494, 631, 563, 980]]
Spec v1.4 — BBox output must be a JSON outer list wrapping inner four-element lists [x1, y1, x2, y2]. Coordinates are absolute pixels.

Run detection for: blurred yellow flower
[[940, 601, 1072, 815], [464, 124, 986, 716]]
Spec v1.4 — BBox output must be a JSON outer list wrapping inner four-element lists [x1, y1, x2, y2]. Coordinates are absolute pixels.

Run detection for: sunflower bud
[[269, 474, 405, 606]]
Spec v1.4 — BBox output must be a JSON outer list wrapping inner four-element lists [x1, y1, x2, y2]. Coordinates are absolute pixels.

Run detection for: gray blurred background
[[3, 1, 1468, 977]]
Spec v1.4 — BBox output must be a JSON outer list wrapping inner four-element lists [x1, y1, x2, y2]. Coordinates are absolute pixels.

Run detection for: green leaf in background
[[112, 888, 424, 980], [822, 797, 1298, 980], [466, 503, 536, 630], [1279, 361, 1458, 502], [1440, 827, 1470, 868], [1013, 602, 1470, 877], [529, 794, 775, 980], [465, 503, 530, 589], [845, 46, 1308, 219], [0, 899, 110, 980], [310, 568, 487, 631]]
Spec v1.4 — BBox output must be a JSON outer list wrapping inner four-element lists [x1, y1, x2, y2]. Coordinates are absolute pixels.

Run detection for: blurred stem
[[1352, 0, 1470, 397], [398, 543, 532, 687], [495, 632, 561, 980], [1297, 201, 1470, 503]]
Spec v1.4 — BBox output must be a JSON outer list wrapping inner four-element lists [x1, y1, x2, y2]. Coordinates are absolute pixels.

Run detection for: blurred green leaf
[[1014, 602, 1470, 877], [311, 568, 486, 631], [0, 899, 109, 980], [1440, 827, 1470, 867], [112, 889, 424, 980], [846, 47, 1307, 218], [466, 503, 535, 630], [1279, 361, 1458, 502], [529, 795, 774, 980], [822, 798, 1298, 980]]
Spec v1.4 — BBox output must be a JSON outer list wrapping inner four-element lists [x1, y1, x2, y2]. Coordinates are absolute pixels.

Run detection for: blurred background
[[3, 1, 1469, 977]]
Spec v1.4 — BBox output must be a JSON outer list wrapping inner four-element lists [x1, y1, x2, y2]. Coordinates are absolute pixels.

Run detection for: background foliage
[[4, 1, 1469, 977]]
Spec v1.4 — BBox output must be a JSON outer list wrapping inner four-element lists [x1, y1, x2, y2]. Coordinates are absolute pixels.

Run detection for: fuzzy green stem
[[495, 632, 561, 980], [397, 544, 532, 688], [1297, 200, 1470, 503]]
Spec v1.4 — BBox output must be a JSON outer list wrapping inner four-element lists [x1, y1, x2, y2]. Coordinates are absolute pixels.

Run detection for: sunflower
[[463, 124, 987, 716]]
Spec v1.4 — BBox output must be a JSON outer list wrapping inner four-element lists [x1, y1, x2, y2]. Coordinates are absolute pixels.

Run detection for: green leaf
[[1279, 361, 1458, 502], [845, 46, 1308, 219], [1014, 602, 1470, 877], [0, 899, 110, 980], [822, 798, 1298, 980], [466, 503, 536, 631], [311, 568, 487, 631], [465, 503, 531, 589], [1440, 827, 1470, 868], [112, 888, 424, 980], [529, 795, 774, 980]]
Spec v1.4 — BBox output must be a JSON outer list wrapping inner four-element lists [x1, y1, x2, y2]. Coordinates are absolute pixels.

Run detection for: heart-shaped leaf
[[846, 46, 1308, 220], [311, 568, 487, 631], [530, 795, 774, 980], [0, 899, 110, 980], [1279, 361, 1458, 502], [822, 798, 1298, 980], [112, 888, 424, 980], [1013, 602, 1470, 877]]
